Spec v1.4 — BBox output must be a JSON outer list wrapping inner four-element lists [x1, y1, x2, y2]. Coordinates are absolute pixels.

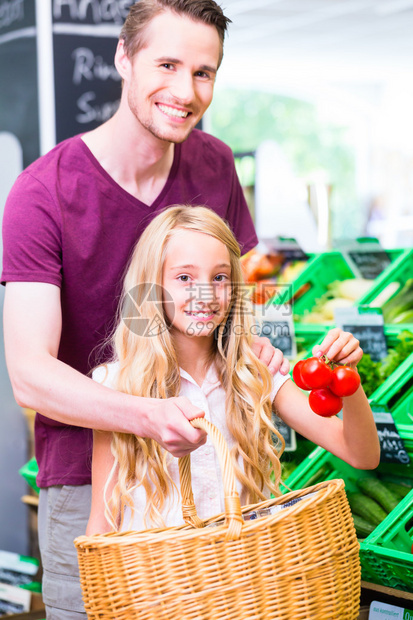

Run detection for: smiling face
[[119, 10, 220, 144], [162, 229, 232, 347]]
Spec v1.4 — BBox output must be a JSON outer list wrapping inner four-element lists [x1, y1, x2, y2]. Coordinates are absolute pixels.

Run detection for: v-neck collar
[[78, 135, 181, 210]]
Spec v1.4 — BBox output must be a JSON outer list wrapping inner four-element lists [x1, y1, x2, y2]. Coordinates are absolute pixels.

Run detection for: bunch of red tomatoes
[[293, 356, 361, 417]]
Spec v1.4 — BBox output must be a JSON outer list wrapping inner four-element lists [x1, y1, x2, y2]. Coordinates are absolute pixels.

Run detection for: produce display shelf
[[283, 447, 413, 591], [293, 326, 413, 443], [357, 247, 413, 330], [282, 248, 404, 321], [360, 489, 413, 591], [369, 349, 413, 451], [283, 250, 356, 318], [294, 323, 412, 353]]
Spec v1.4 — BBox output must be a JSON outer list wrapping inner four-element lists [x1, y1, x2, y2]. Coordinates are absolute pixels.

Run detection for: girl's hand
[[312, 328, 363, 367]]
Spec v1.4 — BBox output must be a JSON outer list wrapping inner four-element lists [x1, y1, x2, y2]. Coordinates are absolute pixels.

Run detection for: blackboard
[[260, 320, 293, 357], [52, 0, 133, 26], [0, 0, 40, 168], [342, 323, 387, 361], [272, 414, 296, 452], [261, 236, 309, 262], [348, 250, 391, 280], [53, 32, 122, 142], [371, 405, 410, 464], [52, 0, 135, 142]]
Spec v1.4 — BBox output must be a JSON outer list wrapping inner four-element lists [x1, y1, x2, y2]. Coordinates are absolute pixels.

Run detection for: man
[[2, 1, 289, 617]]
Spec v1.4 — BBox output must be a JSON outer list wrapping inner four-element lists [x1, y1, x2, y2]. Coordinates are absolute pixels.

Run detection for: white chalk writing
[[53, 0, 133, 25], [72, 47, 120, 84], [0, 0, 24, 29], [76, 91, 119, 123]]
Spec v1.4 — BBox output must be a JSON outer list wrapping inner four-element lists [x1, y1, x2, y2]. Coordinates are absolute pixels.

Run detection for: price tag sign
[[334, 306, 388, 361], [272, 414, 297, 452], [261, 237, 309, 262], [369, 600, 413, 619], [347, 249, 392, 280], [370, 404, 410, 464], [338, 238, 392, 280], [254, 298, 297, 359]]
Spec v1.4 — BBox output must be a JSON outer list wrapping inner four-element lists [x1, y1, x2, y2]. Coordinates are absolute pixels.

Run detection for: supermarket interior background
[[0, 2, 413, 615]]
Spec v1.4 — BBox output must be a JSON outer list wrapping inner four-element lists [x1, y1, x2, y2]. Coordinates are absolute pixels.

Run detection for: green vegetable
[[380, 480, 412, 499], [356, 354, 382, 396], [356, 330, 413, 396], [300, 278, 372, 323], [304, 464, 332, 487], [347, 492, 387, 525], [352, 514, 376, 539], [356, 477, 399, 514], [380, 330, 413, 378], [328, 278, 372, 301], [379, 474, 413, 490], [382, 279, 413, 323]]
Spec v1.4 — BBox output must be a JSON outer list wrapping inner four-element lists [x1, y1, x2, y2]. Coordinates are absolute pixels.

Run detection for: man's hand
[[141, 396, 207, 458], [251, 335, 290, 376]]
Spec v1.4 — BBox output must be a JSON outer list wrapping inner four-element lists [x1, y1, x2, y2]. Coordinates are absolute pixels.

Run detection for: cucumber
[[380, 480, 411, 499], [379, 474, 413, 491], [347, 492, 387, 526], [352, 514, 376, 539], [356, 477, 399, 514], [304, 464, 332, 488]]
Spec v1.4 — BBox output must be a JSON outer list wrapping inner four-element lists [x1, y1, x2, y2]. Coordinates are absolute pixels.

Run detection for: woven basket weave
[[75, 418, 361, 619]]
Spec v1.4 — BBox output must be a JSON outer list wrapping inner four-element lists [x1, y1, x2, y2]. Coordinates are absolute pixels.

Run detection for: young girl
[[87, 205, 380, 534]]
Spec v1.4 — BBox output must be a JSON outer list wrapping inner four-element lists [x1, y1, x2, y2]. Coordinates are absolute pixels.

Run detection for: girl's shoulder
[[92, 360, 119, 389], [271, 371, 291, 402]]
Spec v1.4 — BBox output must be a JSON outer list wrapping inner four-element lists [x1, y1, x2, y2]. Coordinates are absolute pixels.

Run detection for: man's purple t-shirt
[[1, 129, 258, 488]]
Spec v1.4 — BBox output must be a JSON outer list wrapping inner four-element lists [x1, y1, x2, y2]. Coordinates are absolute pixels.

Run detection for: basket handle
[[178, 417, 244, 540]]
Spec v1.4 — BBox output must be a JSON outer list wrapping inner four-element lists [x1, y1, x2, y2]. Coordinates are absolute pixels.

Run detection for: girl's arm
[[273, 328, 380, 470], [86, 430, 118, 535]]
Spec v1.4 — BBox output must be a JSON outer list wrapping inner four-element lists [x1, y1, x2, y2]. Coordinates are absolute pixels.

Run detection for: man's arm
[[3, 282, 206, 457]]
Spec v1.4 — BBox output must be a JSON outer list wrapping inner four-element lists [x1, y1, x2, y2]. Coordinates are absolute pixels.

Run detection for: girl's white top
[[92, 362, 290, 531]]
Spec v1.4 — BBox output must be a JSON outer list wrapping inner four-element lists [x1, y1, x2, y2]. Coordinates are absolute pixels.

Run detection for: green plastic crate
[[293, 324, 328, 359], [282, 249, 404, 321], [282, 251, 356, 318], [360, 490, 413, 591], [283, 448, 413, 588], [19, 456, 39, 494], [294, 324, 412, 359], [357, 248, 413, 328], [368, 348, 413, 452]]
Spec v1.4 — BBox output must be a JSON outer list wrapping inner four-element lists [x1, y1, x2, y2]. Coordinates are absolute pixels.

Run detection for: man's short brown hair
[[120, 0, 231, 67]]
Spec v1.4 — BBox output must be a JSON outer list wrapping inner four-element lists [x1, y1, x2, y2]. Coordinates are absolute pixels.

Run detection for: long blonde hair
[[103, 205, 284, 529]]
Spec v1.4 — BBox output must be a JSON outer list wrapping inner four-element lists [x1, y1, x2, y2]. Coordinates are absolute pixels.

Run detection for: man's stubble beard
[[127, 91, 196, 145]]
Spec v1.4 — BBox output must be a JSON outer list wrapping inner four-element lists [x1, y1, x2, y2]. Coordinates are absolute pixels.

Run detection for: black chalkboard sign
[[52, 0, 133, 26], [272, 414, 296, 451], [260, 320, 293, 357], [261, 237, 309, 262], [348, 250, 391, 280], [51, 0, 135, 142], [342, 323, 387, 361], [371, 404, 410, 464], [53, 32, 122, 143], [0, 0, 40, 168]]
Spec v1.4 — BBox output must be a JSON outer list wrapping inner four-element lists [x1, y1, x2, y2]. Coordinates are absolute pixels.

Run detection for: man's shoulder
[[183, 129, 233, 160], [20, 134, 86, 182]]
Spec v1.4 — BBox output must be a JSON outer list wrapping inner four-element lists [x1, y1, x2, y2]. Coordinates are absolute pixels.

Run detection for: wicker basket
[[75, 418, 361, 619]]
